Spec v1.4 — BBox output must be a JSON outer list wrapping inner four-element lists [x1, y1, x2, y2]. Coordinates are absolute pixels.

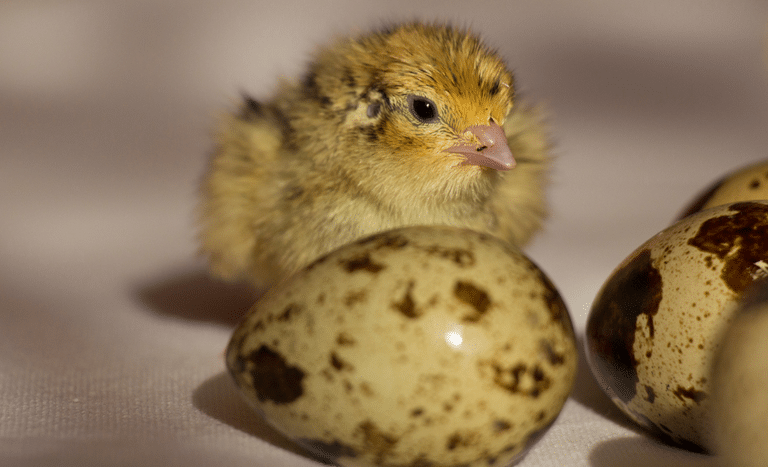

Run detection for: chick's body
[[200, 23, 552, 289]]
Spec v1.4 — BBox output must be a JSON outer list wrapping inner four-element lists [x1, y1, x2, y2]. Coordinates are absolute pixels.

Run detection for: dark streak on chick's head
[[302, 23, 515, 166], [362, 23, 514, 126], [302, 69, 333, 108]]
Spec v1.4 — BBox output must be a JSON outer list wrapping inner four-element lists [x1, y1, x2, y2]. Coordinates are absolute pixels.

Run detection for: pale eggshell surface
[[586, 201, 768, 451], [679, 159, 768, 218], [711, 281, 768, 467], [227, 226, 577, 467]]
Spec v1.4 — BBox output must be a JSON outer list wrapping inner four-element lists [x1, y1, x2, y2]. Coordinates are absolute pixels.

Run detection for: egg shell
[[710, 280, 768, 466], [678, 159, 768, 218], [585, 201, 768, 451], [227, 226, 577, 467]]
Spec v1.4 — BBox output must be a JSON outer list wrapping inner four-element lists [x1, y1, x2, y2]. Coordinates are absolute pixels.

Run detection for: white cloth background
[[2, 1, 767, 465]]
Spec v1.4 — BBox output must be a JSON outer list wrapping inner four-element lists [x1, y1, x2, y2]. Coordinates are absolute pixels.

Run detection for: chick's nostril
[[446, 122, 515, 171]]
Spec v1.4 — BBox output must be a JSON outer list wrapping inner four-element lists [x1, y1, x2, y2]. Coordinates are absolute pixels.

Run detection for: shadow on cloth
[[134, 268, 262, 326], [193, 371, 334, 465], [568, 333, 642, 434], [588, 436, 717, 467]]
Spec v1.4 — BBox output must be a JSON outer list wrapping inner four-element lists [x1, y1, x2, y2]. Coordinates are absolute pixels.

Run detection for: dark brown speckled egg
[[227, 226, 577, 467], [586, 201, 768, 452]]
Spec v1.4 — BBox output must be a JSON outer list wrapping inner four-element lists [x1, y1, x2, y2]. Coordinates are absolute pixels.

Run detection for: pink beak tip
[[447, 122, 515, 171]]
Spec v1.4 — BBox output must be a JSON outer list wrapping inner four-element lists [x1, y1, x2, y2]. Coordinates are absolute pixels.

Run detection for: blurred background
[[1, 1, 767, 466]]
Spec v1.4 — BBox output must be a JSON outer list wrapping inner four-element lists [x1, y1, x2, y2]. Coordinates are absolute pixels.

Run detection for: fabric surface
[[2, 1, 766, 465]]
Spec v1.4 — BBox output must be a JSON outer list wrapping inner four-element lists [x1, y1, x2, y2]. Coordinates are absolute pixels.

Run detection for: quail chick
[[199, 22, 552, 289]]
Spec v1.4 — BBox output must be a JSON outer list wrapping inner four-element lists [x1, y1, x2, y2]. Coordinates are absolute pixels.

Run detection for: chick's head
[[291, 23, 517, 201]]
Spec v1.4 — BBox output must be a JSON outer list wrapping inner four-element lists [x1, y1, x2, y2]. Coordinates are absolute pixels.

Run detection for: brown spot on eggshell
[[342, 254, 385, 273], [540, 340, 566, 366], [227, 332, 249, 375], [330, 351, 354, 372], [485, 361, 552, 398], [531, 366, 550, 397], [357, 420, 399, 464], [454, 281, 491, 322], [446, 433, 462, 451], [277, 303, 301, 322], [586, 249, 662, 403], [444, 431, 480, 452], [493, 419, 512, 432], [244, 345, 305, 404], [643, 385, 656, 403], [344, 289, 368, 307], [359, 381, 375, 397], [687, 202, 768, 294], [336, 332, 356, 346], [357, 231, 410, 250], [242, 319, 266, 336], [424, 245, 476, 267], [400, 457, 439, 467], [392, 281, 420, 319], [672, 385, 707, 405]]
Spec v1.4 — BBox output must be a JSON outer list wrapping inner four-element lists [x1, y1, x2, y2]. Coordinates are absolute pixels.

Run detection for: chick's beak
[[447, 122, 515, 171]]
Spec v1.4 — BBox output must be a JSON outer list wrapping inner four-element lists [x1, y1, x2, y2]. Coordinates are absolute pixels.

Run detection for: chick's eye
[[367, 102, 381, 118], [407, 95, 439, 123]]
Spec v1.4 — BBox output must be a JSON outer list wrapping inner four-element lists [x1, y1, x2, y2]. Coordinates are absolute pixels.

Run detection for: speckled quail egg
[[679, 159, 768, 218], [227, 226, 577, 467], [710, 280, 768, 467], [585, 200, 768, 452]]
